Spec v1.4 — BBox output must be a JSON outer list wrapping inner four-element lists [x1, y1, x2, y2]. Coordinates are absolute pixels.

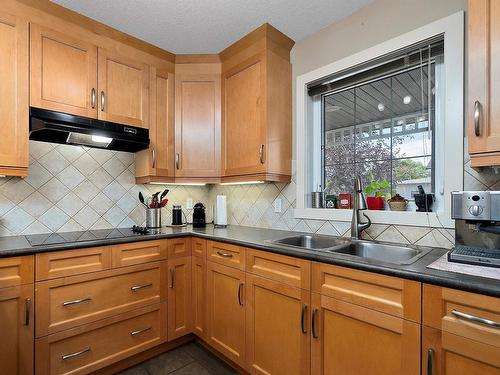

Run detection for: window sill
[[294, 208, 453, 228]]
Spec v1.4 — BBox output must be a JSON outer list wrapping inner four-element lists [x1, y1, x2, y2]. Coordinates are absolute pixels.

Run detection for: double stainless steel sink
[[268, 234, 430, 265]]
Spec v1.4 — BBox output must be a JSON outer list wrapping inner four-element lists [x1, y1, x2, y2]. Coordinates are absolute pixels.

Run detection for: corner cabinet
[[0, 12, 28, 177], [467, 0, 500, 167], [220, 24, 294, 183]]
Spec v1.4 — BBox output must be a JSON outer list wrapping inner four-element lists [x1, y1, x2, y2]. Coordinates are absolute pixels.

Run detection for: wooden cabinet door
[[223, 55, 267, 176], [206, 261, 246, 367], [311, 293, 420, 375], [192, 255, 206, 339], [0, 12, 28, 176], [30, 24, 97, 118], [468, 0, 500, 164], [167, 257, 192, 340], [135, 67, 174, 179], [174, 73, 221, 178], [423, 326, 500, 375], [246, 274, 310, 375], [98, 48, 149, 128], [0, 284, 34, 375]]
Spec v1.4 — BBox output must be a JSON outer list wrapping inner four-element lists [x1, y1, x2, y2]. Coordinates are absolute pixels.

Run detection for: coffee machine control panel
[[451, 191, 500, 221]]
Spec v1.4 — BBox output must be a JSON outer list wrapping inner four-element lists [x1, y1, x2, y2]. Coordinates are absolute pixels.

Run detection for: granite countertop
[[0, 225, 498, 298]]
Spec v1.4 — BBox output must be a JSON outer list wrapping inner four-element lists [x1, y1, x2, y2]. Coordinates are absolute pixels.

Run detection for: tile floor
[[118, 342, 238, 375]]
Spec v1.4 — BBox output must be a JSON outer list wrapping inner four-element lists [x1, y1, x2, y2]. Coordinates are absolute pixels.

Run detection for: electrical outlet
[[186, 198, 193, 209], [273, 198, 282, 213]]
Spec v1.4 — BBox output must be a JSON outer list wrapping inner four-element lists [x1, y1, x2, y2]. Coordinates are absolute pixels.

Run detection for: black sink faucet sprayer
[[351, 177, 372, 239]]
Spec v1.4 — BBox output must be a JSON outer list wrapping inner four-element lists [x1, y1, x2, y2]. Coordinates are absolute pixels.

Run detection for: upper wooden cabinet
[[98, 47, 149, 128], [468, 0, 500, 167], [30, 24, 98, 119], [221, 24, 294, 182], [135, 67, 175, 182], [0, 12, 28, 177], [174, 61, 221, 180]]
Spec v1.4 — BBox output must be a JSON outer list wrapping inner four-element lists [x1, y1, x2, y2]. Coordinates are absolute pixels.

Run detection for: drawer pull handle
[[170, 268, 175, 288], [451, 309, 500, 328], [427, 348, 434, 375], [474, 100, 481, 136], [216, 251, 233, 258], [25, 298, 31, 326], [237, 283, 244, 306], [130, 326, 152, 336], [62, 347, 91, 361], [311, 308, 319, 339], [131, 283, 153, 291], [301, 304, 308, 334], [63, 297, 92, 307]]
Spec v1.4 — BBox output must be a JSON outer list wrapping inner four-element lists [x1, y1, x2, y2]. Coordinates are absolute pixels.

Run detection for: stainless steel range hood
[[29, 107, 149, 152]]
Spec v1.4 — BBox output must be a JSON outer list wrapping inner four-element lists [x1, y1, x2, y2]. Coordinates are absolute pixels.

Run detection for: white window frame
[[295, 12, 464, 228]]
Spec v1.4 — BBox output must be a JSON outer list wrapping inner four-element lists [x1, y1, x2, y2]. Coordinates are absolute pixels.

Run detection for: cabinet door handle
[[63, 297, 92, 307], [311, 308, 319, 339], [169, 268, 175, 288], [237, 283, 244, 306], [101, 91, 106, 111], [91, 88, 96, 109], [474, 100, 481, 136], [131, 283, 153, 291], [216, 250, 233, 258], [25, 298, 31, 326], [258, 144, 265, 164], [151, 147, 156, 169], [427, 348, 434, 375], [301, 304, 308, 334], [451, 309, 500, 328], [175, 153, 180, 169], [62, 347, 91, 361], [130, 326, 152, 336]]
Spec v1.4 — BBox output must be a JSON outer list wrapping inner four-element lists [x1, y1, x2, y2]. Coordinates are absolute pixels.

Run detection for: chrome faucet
[[351, 177, 372, 239]]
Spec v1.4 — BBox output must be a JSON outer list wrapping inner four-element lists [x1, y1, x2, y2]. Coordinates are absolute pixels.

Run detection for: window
[[295, 13, 464, 227]]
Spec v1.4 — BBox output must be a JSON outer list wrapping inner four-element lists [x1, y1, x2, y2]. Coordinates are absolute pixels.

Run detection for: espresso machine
[[449, 191, 500, 267]]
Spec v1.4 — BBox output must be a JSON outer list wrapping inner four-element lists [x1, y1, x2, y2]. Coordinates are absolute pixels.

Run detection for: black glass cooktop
[[25, 228, 153, 247]]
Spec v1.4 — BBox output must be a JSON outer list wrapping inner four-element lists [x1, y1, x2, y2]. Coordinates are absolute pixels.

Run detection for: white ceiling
[[51, 0, 373, 54]]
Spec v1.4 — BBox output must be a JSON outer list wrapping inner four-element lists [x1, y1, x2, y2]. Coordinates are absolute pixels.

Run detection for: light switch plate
[[274, 198, 282, 213], [186, 198, 193, 209]]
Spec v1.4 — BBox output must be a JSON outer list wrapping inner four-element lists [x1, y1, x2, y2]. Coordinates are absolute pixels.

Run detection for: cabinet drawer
[[36, 262, 166, 337], [0, 256, 34, 288], [36, 247, 112, 281], [423, 285, 500, 347], [167, 238, 192, 259], [246, 248, 311, 289], [192, 237, 207, 258], [312, 262, 421, 322], [112, 240, 167, 267], [35, 302, 166, 375], [207, 241, 245, 270]]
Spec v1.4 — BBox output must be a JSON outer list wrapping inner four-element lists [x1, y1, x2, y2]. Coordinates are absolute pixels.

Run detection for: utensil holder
[[146, 208, 161, 228]]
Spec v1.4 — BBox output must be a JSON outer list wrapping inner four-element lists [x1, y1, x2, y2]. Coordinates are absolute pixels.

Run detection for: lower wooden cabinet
[[167, 256, 192, 340], [206, 261, 246, 367], [192, 255, 207, 339], [246, 274, 310, 375], [0, 284, 34, 375], [423, 326, 500, 375], [310, 293, 420, 375]]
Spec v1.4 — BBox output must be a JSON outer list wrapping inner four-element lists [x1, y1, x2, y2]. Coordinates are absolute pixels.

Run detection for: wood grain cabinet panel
[[206, 261, 246, 367], [35, 302, 166, 375], [30, 23, 98, 118], [246, 274, 310, 375], [167, 237, 192, 259], [192, 237, 207, 258], [192, 255, 206, 339], [0, 284, 34, 375], [112, 240, 168, 268], [36, 261, 166, 337], [311, 293, 420, 375], [97, 47, 149, 128], [167, 257, 192, 340], [0, 256, 34, 289], [0, 11, 28, 177], [468, 0, 500, 166], [36, 246, 112, 281], [246, 249, 311, 289], [207, 240, 246, 270], [312, 262, 421, 322]]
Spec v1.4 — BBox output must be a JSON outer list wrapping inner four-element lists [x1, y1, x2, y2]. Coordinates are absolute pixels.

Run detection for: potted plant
[[364, 179, 390, 210]]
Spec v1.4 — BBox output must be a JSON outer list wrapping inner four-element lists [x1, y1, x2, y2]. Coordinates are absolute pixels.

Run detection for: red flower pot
[[366, 196, 385, 210]]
